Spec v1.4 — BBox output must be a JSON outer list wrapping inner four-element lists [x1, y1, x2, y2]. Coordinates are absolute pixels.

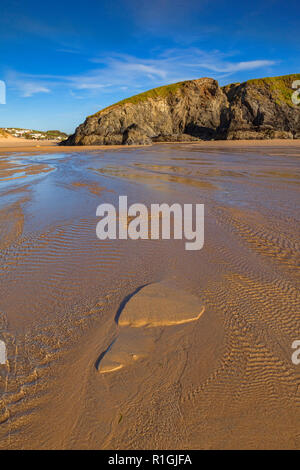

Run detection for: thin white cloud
[[6, 48, 277, 99], [21, 83, 51, 97], [81, 50, 275, 89], [194, 59, 275, 73], [91, 57, 168, 80], [5, 71, 51, 97], [75, 83, 108, 90]]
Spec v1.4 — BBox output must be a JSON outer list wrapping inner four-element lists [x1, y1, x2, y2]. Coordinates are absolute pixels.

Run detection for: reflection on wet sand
[[94, 164, 218, 190], [0, 143, 299, 449], [0, 156, 53, 182]]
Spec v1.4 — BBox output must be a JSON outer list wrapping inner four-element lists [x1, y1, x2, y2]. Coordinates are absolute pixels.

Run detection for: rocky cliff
[[62, 74, 300, 145], [220, 74, 300, 139]]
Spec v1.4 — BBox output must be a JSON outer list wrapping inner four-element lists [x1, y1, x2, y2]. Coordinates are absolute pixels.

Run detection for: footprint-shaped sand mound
[[118, 281, 205, 327], [97, 329, 155, 373], [97, 281, 205, 373]]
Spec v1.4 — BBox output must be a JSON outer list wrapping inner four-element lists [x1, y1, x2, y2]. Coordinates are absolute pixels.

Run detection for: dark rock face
[[122, 124, 152, 145], [61, 74, 300, 146], [220, 76, 300, 139]]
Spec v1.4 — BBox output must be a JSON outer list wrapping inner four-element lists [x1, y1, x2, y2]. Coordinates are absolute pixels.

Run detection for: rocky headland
[[61, 74, 300, 146]]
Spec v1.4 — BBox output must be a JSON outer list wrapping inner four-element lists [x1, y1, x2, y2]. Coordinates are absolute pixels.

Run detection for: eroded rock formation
[[61, 74, 300, 145]]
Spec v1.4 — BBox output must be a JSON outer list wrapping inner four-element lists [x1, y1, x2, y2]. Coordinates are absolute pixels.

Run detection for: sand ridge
[[118, 281, 205, 327], [97, 281, 205, 373]]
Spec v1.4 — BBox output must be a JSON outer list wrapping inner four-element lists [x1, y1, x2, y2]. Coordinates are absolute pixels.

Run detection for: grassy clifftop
[[89, 74, 300, 119], [246, 73, 300, 106], [89, 80, 187, 117]]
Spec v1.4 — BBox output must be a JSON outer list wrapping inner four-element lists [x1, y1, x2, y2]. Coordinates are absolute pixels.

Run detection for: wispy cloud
[[21, 83, 51, 98], [69, 49, 276, 92], [69, 49, 276, 93], [6, 48, 276, 99], [193, 59, 275, 74], [5, 71, 51, 97]]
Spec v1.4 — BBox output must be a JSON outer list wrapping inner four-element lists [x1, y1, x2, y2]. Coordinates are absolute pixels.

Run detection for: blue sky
[[1, 0, 299, 133]]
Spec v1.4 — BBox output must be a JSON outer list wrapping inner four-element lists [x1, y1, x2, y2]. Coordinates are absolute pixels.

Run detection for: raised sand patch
[[118, 281, 205, 327], [97, 281, 205, 373], [97, 329, 155, 373]]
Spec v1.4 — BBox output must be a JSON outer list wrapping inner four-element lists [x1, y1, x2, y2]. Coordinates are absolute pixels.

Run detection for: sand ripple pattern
[[0, 145, 299, 449]]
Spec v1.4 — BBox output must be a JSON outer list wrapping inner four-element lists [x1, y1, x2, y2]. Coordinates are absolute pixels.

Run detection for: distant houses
[[2, 128, 67, 141]]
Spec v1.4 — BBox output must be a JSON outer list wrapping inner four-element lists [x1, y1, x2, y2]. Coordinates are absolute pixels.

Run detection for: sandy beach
[[1, 135, 300, 153], [0, 141, 299, 449]]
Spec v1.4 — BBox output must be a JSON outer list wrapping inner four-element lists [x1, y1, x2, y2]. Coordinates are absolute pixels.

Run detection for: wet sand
[[0, 136, 300, 154], [0, 143, 299, 449]]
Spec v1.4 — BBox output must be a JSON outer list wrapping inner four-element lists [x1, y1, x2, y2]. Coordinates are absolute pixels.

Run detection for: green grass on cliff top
[[89, 73, 300, 118], [89, 80, 187, 117], [247, 73, 300, 106]]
